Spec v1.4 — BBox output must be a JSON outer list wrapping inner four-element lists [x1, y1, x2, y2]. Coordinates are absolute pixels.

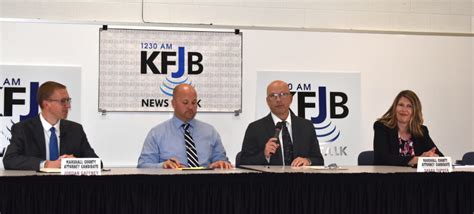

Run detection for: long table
[[0, 166, 473, 214]]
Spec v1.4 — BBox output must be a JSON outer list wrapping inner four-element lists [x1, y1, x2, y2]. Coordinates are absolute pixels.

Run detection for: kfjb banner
[[256, 71, 361, 165], [99, 28, 242, 112], [0, 65, 81, 167]]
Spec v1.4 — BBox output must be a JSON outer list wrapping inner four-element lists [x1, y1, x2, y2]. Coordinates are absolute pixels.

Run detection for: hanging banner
[[256, 71, 361, 165], [99, 28, 242, 112]]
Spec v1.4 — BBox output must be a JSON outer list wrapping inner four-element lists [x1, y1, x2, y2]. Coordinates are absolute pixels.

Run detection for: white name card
[[61, 158, 101, 176], [417, 157, 452, 173]]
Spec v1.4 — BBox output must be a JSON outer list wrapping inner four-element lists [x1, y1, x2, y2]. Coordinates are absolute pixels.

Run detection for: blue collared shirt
[[137, 116, 229, 168]]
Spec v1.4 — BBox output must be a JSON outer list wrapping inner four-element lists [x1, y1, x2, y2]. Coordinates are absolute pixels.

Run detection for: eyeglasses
[[47, 98, 72, 105], [267, 92, 291, 100]]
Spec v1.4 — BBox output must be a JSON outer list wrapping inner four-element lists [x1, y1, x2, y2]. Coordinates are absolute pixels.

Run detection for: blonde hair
[[378, 90, 424, 137]]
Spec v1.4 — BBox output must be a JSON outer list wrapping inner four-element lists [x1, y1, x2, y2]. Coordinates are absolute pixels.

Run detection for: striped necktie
[[183, 123, 199, 167]]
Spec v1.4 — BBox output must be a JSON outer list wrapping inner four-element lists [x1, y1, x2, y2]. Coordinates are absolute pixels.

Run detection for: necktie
[[49, 127, 59, 161], [184, 123, 199, 167], [281, 121, 293, 165]]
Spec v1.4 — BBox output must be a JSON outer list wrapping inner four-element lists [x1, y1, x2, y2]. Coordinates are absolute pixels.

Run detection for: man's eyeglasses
[[267, 93, 291, 100], [47, 98, 72, 105]]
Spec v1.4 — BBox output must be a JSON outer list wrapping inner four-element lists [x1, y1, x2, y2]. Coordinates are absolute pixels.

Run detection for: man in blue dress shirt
[[137, 84, 232, 169]]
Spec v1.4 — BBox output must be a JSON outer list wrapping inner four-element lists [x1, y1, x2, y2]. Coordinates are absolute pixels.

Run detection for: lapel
[[290, 112, 299, 147], [263, 113, 276, 134], [389, 126, 399, 151], [32, 115, 47, 158], [59, 120, 68, 154], [264, 114, 283, 164], [411, 133, 422, 154]]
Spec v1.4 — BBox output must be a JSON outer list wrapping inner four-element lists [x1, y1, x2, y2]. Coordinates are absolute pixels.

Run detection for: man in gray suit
[[240, 80, 324, 166], [3, 81, 99, 170]]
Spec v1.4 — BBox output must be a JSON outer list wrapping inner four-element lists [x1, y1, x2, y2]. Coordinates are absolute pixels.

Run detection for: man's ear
[[41, 100, 48, 109]]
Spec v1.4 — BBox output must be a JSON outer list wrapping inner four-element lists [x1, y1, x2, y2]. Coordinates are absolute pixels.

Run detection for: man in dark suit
[[3, 81, 99, 170], [240, 80, 324, 166]]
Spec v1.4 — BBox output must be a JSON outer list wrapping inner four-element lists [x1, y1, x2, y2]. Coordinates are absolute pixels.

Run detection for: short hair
[[377, 90, 424, 137], [37, 81, 66, 109]]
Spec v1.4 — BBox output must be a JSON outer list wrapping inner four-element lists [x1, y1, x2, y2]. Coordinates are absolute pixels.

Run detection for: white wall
[[1, 21, 473, 166], [1, 0, 473, 33]]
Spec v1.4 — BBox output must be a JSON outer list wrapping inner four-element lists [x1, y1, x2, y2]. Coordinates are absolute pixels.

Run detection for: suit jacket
[[240, 112, 324, 166], [373, 121, 443, 166], [3, 115, 99, 170]]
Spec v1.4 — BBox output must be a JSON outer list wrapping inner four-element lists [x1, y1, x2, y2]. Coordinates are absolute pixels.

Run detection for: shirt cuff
[[40, 160, 46, 169]]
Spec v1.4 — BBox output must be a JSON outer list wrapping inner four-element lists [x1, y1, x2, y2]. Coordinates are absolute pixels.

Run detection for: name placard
[[417, 157, 452, 173], [61, 158, 101, 176]]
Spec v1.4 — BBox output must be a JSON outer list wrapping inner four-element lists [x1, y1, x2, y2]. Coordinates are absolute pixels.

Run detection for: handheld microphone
[[266, 122, 284, 159], [273, 122, 284, 143]]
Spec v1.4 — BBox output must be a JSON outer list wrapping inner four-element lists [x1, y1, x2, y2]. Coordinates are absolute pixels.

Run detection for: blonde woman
[[373, 90, 443, 166]]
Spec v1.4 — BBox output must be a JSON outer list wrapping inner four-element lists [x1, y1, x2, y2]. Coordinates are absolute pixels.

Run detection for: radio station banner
[[0, 65, 81, 168], [99, 28, 242, 112], [256, 71, 361, 165]]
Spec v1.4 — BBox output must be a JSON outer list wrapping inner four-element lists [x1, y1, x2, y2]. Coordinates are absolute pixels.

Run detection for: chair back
[[462, 152, 474, 165], [235, 151, 242, 167], [358, 150, 374, 165]]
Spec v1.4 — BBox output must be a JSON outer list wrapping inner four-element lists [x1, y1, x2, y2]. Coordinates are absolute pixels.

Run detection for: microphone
[[273, 122, 284, 143], [266, 122, 284, 160]]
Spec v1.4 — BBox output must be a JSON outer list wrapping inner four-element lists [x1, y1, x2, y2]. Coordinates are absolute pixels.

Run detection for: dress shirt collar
[[39, 113, 61, 134], [171, 115, 196, 130], [270, 112, 292, 128]]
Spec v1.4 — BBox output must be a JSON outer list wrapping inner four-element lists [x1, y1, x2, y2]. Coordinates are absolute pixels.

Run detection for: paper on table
[[39, 168, 61, 173], [177, 167, 213, 170], [453, 165, 474, 169], [302, 166, 347, 170]]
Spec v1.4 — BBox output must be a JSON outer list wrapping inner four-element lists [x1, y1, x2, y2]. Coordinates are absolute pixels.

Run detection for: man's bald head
[[172, 84, 198, 122]]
